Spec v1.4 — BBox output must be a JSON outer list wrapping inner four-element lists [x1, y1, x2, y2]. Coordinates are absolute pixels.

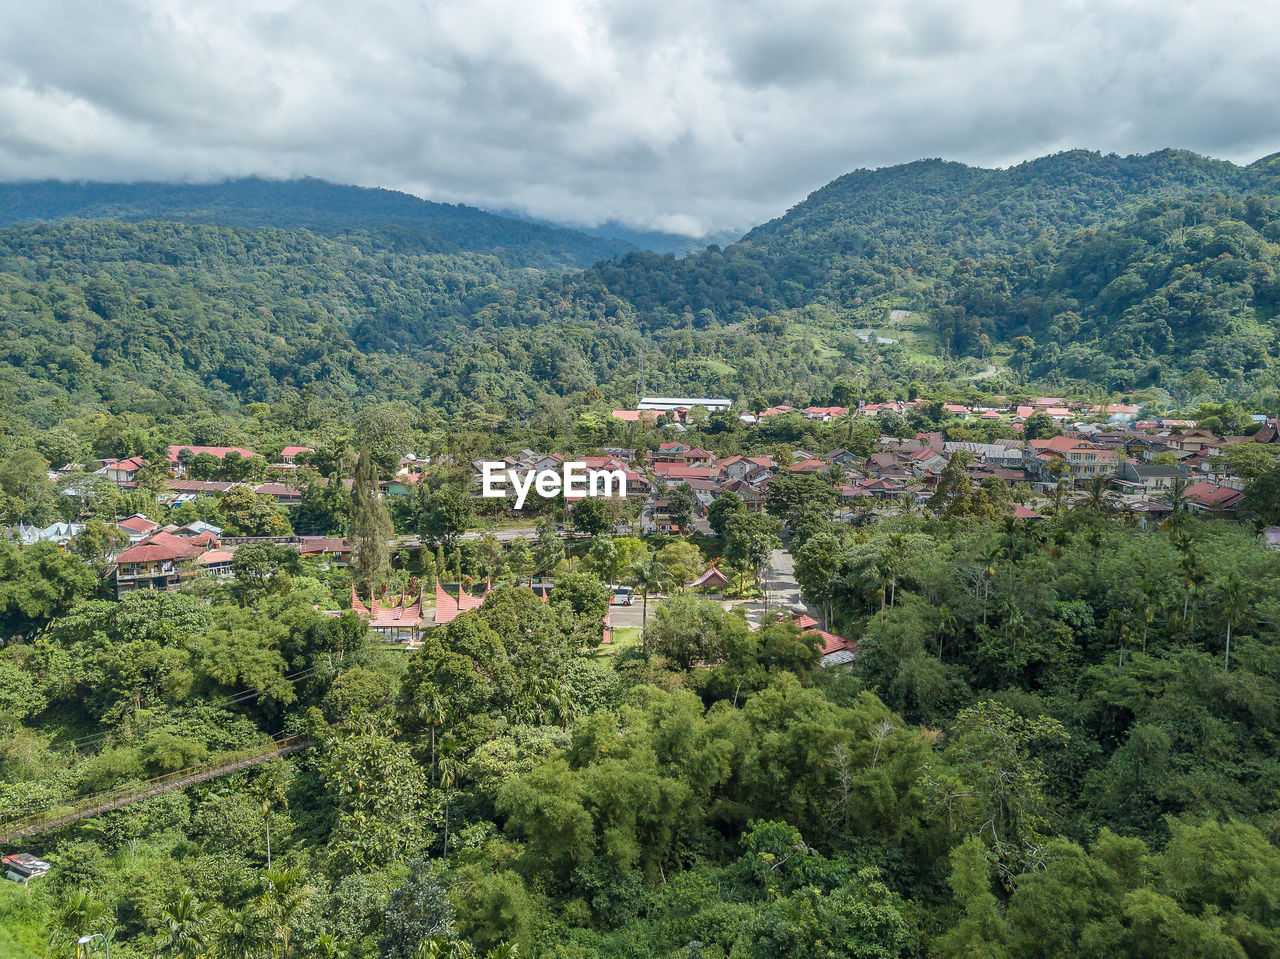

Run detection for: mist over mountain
[[0, 178, 634, 270], [3, 148, 1280, 429]]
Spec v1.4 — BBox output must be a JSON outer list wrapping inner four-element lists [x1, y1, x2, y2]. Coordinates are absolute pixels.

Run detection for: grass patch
[[594, 626, 642, 659]]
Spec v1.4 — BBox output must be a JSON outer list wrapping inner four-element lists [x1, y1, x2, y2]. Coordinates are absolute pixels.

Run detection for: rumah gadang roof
[[433, 579, 487, 625]]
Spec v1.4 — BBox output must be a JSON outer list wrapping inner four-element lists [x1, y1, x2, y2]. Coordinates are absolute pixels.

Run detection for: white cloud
[[0, 0, 1277, 237]]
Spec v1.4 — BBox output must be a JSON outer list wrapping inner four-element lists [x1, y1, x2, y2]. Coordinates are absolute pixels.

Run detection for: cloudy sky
[[2, 0, 1279, 237]]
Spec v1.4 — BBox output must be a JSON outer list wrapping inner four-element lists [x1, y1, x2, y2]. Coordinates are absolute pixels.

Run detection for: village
[[6, 394, 1279, 675]]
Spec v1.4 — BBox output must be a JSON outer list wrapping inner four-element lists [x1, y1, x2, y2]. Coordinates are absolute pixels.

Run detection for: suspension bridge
[[0, 731, 312, 845]]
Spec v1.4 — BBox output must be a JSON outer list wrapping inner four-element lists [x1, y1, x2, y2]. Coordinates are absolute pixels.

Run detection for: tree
[[0, 541, 98, 638], [934, 837, 1011, 959], [645, 593, 747, 669], [231, 542, 303, 605], [0, 448, 53, 521], [549, 571, 610, 621], [656, 539, 704, 590], [666, 483, 698, 532], [418, 483, 473, 551], [766, 474, 836, 522], [723, 513, 782, 603], [570, 496, 613, 537], [707, 492, 746, 536], [923, 701, 1068, 878], [627, 555, 673, 628], [71, 518, 127, 569], [152, 888, 214, 959], [351, 450, 393, 592], [793, 529, 844, 627], [506, 539, 534, 586], [1023, 412, 1061, 440], [585, 535, 619, 585], [218, 486, 292, 537], [318, 721, 435, 868], [381, 861, 456, 959], [212, 906, 271, 959], [532, 517, 564, 576]]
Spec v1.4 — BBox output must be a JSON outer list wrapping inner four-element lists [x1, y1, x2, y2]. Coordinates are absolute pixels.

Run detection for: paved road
[[732, 547, 809, 626]]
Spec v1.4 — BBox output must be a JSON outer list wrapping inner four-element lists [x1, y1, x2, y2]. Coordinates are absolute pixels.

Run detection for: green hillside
[[3, 150, 1280, 434]]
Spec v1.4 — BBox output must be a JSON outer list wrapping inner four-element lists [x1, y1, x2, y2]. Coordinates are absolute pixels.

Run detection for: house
[[297, 537, 352, 566], [611, 409, 659, 425], [688, 567, 731, 589], [680, 447, 715, 467], [1114, 462, 1189, 495], [683, 478, 721, 508], [1165, 430, 1221, 454], [118, 514, 160, 542], [104, 455, 148, 486], [280, 446, 313, 464], [166, 445, 262, 476], [1181, 482, 1244, 512], [1262, 528, 1280, 550], [253, 483, 303, 505], [1027, 436, 1115, 483], [802, 406, 849, 422], [196, 549, 235, 578], [432, 579, 486, 627], [778, 608, 856, 667], [719, 455, 774, 482], [759, 405, 797, 418], [113, 531, 214, 597], [907, 448, 947, 474], [790, 458, 828, 475], [653, 463, 717, 487], [3, 853, 51, 883], [945, 442, 1025, 470], [650, 499, 688, 533], [177, 520, 224, 538], [652, 442, 690, 462], [720, 479, 767, 512]]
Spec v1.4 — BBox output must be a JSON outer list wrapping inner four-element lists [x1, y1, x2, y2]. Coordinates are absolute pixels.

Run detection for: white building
[[638, 396, 731, 412]]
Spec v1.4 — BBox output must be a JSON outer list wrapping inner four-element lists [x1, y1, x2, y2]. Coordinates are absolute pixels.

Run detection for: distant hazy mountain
[[0, 177, 634, 270]]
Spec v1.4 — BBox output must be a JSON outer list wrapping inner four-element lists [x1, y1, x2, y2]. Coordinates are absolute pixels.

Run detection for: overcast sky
[[2, 0, 1279, 237]]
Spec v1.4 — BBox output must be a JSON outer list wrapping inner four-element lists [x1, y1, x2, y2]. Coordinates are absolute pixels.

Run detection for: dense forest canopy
[[3, 149, 1280, 439]]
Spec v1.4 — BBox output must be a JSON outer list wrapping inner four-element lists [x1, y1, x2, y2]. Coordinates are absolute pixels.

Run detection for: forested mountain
[[3, 149, 1280, 433], [0, 178, 633, 269]]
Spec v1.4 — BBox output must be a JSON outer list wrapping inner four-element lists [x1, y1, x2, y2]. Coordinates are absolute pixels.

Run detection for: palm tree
[[627, 556, 672, 629], [211, 906, 270, 959], [1138, 576, 1159, 653], [1085, 474, 1112, 514], [313, 933, 351, 959], [261, 867, 308, 959], [54, 889, 106, 959], [437, 739, 466, 858], [1220, 573, 1245, 670], [153, 889, 213, 959], [418, 689, 447, 768], [936, 602, 958, 660]]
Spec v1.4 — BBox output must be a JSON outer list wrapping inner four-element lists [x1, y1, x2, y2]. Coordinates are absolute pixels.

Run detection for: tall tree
[[350, 449, 392, 594]]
